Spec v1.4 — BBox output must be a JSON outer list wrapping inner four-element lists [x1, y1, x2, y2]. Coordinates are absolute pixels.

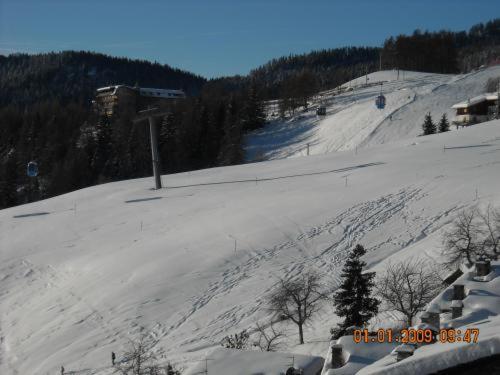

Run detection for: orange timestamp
[[353, 328, 479, 344]]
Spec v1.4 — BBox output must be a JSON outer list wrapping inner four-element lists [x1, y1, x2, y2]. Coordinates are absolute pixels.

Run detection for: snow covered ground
[[1, 119, 500, 374], [245, 66, 500, 161], [2, 65, 500, 373]]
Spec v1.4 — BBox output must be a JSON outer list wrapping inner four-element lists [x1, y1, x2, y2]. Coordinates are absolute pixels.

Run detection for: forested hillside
[[0, 51, 206, 106], [0, 53, 265, 209], [250, 47, 380, 98], [381, 18, 500, 73], [0, 19, 499, 210]]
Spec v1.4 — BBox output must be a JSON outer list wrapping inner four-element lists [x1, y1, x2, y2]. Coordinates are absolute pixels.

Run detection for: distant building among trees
[[93, 85, 185, 117]]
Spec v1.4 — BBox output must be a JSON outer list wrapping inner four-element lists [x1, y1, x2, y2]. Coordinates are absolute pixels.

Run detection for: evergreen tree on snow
[[438, 113, 450, 133], [333, 244, 379, 334], [422, 112, 436, 135]]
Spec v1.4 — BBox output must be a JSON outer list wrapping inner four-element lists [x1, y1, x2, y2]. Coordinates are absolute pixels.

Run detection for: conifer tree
[[0, 150, 20, 208], [438, 113, 450, 132], [422, 112, 436, 135], [241, 85, 266, 131], [333, 244, 379, 334], [92, 116, 113, 180], [217, 97, 244, 166]]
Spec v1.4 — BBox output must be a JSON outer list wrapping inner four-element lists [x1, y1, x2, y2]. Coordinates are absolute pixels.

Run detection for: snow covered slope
[[2, 120, 500, 374], [245, 66, 500, 161]]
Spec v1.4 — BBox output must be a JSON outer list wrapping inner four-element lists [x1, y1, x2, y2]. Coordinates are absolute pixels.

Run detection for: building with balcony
[[451, 93, 498, 127]]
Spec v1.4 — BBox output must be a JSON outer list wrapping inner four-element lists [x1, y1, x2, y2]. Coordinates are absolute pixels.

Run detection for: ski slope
[[2, 118, 500, 373], [245, 66, 500, 161]]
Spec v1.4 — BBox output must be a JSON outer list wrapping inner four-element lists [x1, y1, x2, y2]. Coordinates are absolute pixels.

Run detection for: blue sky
[[1, 0, 499, 78]]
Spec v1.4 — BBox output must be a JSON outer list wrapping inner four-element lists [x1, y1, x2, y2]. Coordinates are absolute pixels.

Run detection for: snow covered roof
[[413, 322, 439, 332], [357, 261, 500, 375], [184, 347, 324, 375], [139, 87, 185, 99], [96, 85, 185, 99], [96, 85, 127, 94], [394, 344, 416, 353], [426, 303, 441, 314], [322, 336, 397, 375], [452, 93, 498, 109]]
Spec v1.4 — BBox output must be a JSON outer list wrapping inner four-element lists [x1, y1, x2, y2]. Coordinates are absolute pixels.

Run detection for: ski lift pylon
[[27, 161, 38, 177]]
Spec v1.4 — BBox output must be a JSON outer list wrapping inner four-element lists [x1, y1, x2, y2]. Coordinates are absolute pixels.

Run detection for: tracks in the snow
[[166, 185, 460, 349]]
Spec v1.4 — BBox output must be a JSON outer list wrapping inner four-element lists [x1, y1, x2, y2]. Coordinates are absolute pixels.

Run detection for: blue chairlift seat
[[375, 95, 386, 109], [27, 161, 38, 177]]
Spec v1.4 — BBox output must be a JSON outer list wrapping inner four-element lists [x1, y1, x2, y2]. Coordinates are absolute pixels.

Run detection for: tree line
[[0, 83, 265, 209], [381, 19, 500, 74], [0, 51, 206, 107]]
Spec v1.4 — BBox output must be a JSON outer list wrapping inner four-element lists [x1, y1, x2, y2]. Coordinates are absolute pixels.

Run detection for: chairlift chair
[[27, 161, 38, 177], [375, 95, 386, 109], [375, 82, 386, 109]]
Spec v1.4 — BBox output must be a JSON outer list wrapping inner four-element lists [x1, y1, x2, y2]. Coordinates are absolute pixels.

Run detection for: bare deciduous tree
[[443, 206, 500, 267], [479, 205, 500, 260], [376, 260, 442, 328], [254, 321, 285, 352], [443, 207, 483, 267], [268, 270, 327, 344], [117, 332, 162, 375]]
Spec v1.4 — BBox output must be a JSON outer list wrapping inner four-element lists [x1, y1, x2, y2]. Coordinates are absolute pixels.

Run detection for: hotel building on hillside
[[93, 85, 185, 117]]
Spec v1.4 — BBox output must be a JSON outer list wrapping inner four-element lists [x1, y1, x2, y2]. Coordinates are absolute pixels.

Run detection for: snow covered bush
[[220, 330, 250, 350]]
